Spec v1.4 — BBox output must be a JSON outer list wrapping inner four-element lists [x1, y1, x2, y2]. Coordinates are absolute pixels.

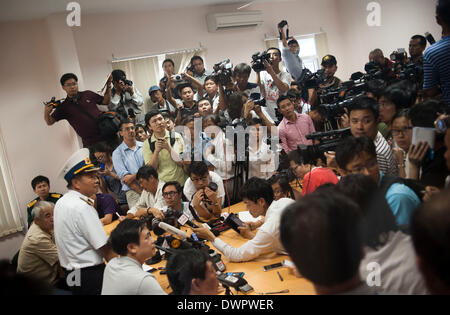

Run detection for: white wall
[[72, 0, 344, 88], [0, 0, 441, 260], [335, 0, 442, 80]]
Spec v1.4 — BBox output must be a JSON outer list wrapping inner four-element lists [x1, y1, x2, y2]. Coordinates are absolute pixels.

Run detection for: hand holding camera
[[278, 20, 289, 40]]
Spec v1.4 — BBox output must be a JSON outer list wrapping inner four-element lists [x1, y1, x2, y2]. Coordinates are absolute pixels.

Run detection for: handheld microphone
[[158, 221, 189, 240], [176, 212, 199, 228]]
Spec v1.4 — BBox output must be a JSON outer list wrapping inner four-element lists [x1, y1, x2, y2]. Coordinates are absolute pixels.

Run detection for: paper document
[[238, 211, 262, 223]]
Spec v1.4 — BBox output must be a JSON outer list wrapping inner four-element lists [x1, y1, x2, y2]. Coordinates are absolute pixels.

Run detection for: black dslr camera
[[251, 51, 271, 73], [143, 208, 180, 232], [43, 97, 63, 108], [202, 182, 218, 205]]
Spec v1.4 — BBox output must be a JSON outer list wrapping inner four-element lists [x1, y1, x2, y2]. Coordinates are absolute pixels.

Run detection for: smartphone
[[263, 262, 283, 272]]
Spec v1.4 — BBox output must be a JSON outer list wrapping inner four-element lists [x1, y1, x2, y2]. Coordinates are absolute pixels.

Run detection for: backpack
[[147, 133, 176, 153]]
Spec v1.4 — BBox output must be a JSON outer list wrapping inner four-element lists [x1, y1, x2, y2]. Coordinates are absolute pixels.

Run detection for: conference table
[[103, 200, 315, 295]]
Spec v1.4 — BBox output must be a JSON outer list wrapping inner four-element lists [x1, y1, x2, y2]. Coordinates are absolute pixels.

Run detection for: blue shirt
[[379, 173, 421, 226], [112, 141, 144, 191], [423, 36, 450, 104]]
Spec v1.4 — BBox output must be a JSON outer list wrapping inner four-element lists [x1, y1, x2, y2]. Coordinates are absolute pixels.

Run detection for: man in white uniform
[[54, 148, 117, 295]]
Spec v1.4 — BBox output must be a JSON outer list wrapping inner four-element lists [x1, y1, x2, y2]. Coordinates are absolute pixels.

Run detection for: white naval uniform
[[54, 190, 109, 270]]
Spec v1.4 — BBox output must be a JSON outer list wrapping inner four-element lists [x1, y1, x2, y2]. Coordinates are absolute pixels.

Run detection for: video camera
[[297, 127, 351, 164], [251, 51, 271, 73], [298, 68, 327, 90], [213, 59, 233, 86]]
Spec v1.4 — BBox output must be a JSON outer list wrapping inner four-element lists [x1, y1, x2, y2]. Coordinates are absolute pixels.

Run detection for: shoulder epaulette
[[50, 193, 62, 199], [27, 199, 38, 208], [80, 196, 94, 207]]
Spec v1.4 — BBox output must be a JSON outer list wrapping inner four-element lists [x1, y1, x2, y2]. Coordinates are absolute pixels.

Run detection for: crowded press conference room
[[1, 0, 450, 301]]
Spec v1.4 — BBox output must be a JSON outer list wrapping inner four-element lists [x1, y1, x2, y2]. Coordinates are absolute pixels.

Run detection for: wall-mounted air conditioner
[[206, 11, 263, 32]]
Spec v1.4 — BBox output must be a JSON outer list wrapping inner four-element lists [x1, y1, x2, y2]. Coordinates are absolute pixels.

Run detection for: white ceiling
[[0, 0, 292, 22]]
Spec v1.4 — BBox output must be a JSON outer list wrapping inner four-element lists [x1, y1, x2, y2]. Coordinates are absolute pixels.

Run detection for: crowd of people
[[3, 0, 450, 296]]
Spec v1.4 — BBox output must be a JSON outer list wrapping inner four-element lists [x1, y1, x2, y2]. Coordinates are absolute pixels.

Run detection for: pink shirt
[[278, 113, 316, 153]]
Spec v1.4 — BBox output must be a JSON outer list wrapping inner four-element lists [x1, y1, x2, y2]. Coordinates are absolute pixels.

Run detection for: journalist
[[44, 73, 112, 147], [257, 47, 292, 121], [193, 177, 295, 263], [278, 22, 303, 81], [109, 69, 144, 124]]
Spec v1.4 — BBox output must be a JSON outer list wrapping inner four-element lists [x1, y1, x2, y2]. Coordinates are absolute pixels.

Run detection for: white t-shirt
[[54, 190, 108, 270], [127, 180, 167, 216], [183, 171, 225, 206], [260, 70, 292, 121]]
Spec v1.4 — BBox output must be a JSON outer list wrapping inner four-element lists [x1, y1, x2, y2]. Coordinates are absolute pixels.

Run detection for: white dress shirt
[[54, 190, 108, 270], [212, 198, 295, 262], [127, 180, 166, 216], [102, 256, 166, 295]]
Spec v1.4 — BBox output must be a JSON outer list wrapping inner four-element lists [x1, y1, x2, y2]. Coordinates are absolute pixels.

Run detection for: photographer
[[183, 161, 225, 220], [159, 58, 180, 99], [409, 35, 427, 65], [423, 0, 450, 104], [278, 21, 304, 81], [109, 69, 144, 124], [308, 55, 342, 107], [368, 49, 395, 79], [189, 56, 212, 84], [168, 81, 199, 126], [257, 47, 292, 122], [148, 85, 175, 117], [143, 110, 187, 186], [44, 73, 112, 147], [203, 76, 220, 113], [234, 63, 262, 100]]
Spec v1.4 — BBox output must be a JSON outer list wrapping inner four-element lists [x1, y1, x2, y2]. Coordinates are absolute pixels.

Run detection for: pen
[[277, 271, 283, 281]]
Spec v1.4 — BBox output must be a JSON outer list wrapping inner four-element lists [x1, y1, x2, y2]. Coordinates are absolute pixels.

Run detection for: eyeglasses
[[64, 82, 78, 87], [163, 191, 179, 198], [392, 126, 413, 136]]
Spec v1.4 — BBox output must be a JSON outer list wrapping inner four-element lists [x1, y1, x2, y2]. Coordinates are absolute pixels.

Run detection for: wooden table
[[103, 202, 315, 295]]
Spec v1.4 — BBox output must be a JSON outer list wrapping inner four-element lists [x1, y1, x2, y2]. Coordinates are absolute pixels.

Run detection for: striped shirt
[[423, 36, 450, 104], [374, 132, 398, 176]]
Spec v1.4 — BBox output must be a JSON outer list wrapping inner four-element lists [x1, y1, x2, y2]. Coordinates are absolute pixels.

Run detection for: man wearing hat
[[149, 85, 175, 116], [320, 54, 342, 91], [54, 148, 117, 295]]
